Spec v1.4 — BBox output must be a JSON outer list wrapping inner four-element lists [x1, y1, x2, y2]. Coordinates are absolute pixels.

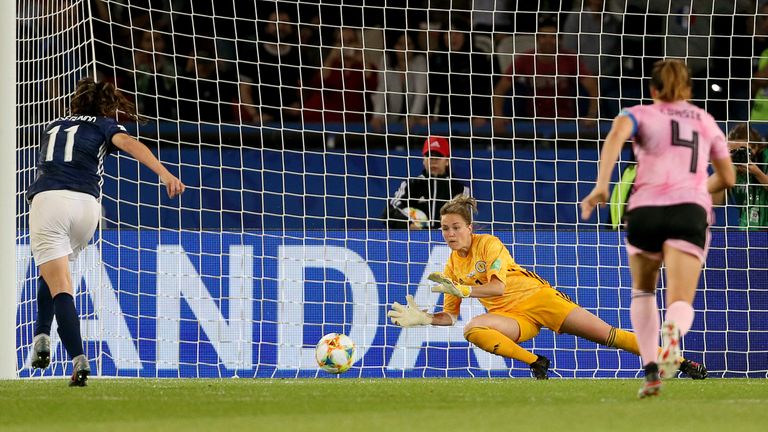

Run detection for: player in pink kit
[[581, 59, 735, 398]]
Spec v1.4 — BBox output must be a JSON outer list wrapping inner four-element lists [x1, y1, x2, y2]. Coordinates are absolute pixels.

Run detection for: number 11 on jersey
[[45, 125, 80, 162]]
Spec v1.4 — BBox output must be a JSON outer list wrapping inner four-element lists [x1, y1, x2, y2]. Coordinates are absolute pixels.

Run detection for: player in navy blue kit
[[27, 77, 185, 386]]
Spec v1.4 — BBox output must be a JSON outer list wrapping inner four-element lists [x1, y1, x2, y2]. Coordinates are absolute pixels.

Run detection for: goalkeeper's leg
[[464, 315, 548, 379], [606, 327, 708, 379], [560, 305, 707, 379], [464, 326, 538, 364]]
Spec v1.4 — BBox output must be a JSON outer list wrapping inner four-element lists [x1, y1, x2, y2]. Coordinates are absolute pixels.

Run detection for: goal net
[[13, 0, 767, 379]]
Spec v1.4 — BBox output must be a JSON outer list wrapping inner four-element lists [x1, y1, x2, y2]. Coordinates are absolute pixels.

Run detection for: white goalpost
[[11, 0, 768, 379], [1, 0, 17, 380]]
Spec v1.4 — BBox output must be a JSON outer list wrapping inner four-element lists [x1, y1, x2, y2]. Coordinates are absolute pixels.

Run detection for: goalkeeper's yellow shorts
[[490, 287, 579, 343]]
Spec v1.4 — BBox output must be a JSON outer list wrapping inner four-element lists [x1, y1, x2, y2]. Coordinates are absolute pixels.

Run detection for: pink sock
[[665, 301, 695, 336], [630, 290, 660, 367]]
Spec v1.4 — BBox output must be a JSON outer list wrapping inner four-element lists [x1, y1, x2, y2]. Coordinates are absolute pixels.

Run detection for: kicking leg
[[661, 245, 700, 334], [39, 256, 89, 386], [31, 275, 53, 369], [657, 245, 702, 377]]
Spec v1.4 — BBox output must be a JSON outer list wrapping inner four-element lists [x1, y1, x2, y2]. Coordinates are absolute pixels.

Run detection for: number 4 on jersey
[[45, 125, 80, 162], [670, 120, 699, 173]]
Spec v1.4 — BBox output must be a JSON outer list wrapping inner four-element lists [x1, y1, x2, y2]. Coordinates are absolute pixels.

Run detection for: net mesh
[[14, 0, 767, 378]]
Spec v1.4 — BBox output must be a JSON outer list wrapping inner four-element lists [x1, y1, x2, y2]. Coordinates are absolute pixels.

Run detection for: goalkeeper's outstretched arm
[[386, 295, 456, 327], [430, 311, 456, 326]]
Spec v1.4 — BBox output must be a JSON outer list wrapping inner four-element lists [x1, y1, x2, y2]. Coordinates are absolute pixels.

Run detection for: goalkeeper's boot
[[638, 363, 662, 399], [69, 354, 90, 387], [30, 333, 51, 369], [679, 358, 708, 380], [529, 355, 550, 380], [657, 320, 681, 378]]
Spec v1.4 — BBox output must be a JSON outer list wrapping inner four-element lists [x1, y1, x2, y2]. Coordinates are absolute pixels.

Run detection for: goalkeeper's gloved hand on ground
[[387, 295, 432, 327], [428, 272, 472, 298]]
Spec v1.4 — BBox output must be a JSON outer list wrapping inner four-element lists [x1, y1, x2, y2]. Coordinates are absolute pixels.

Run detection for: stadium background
[[12, 0, 768, 379]]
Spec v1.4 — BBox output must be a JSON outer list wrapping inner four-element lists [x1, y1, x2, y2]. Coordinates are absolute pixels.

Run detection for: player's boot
[[529, 355, 550, 380], [679, 358, 708, 380], [69, 354, 90, 387], [658, 320, 681, 378], [30, 333, 51, 369], [638, 362, 662, 399]]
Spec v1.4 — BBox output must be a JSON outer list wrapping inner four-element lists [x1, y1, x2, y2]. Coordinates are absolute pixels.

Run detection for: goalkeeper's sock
[[608, 330, 688, 366], [34, 275, 54, 336], [665, 301, 694, 336], [53, 293, 84, 359], [464, 326, 538, 365], [629, 289, 660, 368], [605, 327, 640, 356]]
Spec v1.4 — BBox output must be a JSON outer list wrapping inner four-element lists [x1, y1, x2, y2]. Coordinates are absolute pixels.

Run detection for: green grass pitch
[[1, 378, 766, 431]]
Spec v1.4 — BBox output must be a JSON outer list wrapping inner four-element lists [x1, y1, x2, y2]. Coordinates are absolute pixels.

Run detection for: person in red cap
[[382, 136, 470, 229]]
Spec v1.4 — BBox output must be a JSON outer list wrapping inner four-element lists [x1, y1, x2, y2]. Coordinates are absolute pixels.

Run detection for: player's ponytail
[[650, 59, 692, 102], [440, 195, 478, 225], [70, 77, 145, 122]]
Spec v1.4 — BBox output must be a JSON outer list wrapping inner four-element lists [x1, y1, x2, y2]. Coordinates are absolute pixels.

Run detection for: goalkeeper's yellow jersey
[[442, 234, 549, 316]]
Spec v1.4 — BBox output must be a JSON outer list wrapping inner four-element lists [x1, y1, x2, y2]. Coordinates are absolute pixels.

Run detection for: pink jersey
[[621, 101, 729, 212]]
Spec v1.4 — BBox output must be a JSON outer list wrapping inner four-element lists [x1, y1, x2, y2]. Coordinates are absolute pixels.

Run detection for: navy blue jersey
[[27, 115, 125, 201]]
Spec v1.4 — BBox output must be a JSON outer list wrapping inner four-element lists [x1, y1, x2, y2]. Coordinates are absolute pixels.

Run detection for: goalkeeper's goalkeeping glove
[[387, 295, 432, 327], [428, 272, 472, 298]]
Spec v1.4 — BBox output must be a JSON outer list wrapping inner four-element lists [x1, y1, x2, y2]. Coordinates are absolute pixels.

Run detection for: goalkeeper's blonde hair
[[440, 196, 478, 224]]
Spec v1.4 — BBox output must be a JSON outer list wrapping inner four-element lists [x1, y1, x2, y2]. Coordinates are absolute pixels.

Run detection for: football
[[406, 207, 430, 229], [315, 333, 356, 374]]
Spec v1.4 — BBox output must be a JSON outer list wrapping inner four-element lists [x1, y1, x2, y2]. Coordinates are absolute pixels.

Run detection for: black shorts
[[625, 204, 708, 253]]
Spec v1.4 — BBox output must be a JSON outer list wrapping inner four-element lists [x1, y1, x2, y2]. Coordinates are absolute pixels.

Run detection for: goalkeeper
[[387, 196, 707, 380]]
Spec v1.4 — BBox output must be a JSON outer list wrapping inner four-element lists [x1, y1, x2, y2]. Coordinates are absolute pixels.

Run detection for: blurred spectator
[[297, 15, 323, 74], [619, 1, 665, 83], [19, 1, 87, 118], [493, 16, 598, 133], [712, 124, 768, 229], [654, 0, 744, 111], [382, 136, 470, 229], [91, 0, 155, 78], [561, 0, 622, 113], [427, 17, 496, 129], [658, 0, 718, 83], [246, 9, 303, 123], [471, 0, 514, 35], [710, 0, 756, 121], [414, 21, 440, 53], [370, 32, 429, 131], [752, 3, 768, 57], [132, 30, 177, 118], [302, 27, 379, 124], [176, 49, 257, 124], [752, 3, 768, 121], [753, 47, 768, 121]]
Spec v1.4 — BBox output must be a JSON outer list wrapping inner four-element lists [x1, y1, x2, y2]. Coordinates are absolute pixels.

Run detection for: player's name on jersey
[[60, 115, 98, 123], [658, 107, 702, 120]]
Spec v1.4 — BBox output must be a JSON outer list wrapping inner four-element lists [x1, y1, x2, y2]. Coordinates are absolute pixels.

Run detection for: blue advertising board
[[16, 230, 768, 378]]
